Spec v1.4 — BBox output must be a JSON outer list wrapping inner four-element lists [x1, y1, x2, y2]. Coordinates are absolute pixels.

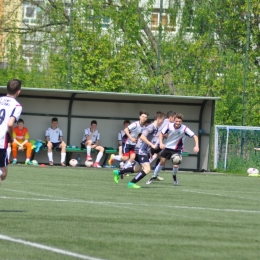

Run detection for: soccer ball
[[32, 160, 38, 166], [69, 159, 78, 167], [247, 168, 259, 176], [171, 154, 182, 165], [85, 160, 93, 167]]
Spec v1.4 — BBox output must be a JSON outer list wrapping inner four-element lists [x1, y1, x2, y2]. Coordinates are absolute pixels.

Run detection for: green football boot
[[113, 169, 120, 184], [127, 182, 141, 189]]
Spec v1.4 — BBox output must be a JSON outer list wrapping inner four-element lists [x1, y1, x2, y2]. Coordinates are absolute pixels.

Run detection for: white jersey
[[45, 127, 63, 143], [151, 118, 170, 145], [118, 130, 126, 143], [125, 121, 145, 145], [0, 96, 22, 149], [82, 128, 100, 143], [135, 123, 159, 155], [161, 123, 195, 150]]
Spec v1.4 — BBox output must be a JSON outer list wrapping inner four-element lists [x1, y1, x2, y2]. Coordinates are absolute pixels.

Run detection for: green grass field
[[0, 165, 260, 260]]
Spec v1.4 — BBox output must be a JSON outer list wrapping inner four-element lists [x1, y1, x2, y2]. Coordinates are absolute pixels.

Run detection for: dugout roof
[[0, 86, 220, 171]]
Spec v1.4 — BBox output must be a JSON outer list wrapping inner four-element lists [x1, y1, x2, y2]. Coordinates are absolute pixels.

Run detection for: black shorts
[[135, 154, 150, 165], [160, 148, 182, 160], [81, 141, 96, 149], [0, 149, 8, 168], [150, 147, 162, 155]]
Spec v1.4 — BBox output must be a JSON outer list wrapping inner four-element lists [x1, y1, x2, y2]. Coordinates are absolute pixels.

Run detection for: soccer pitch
[[0, 166, 259, 260]]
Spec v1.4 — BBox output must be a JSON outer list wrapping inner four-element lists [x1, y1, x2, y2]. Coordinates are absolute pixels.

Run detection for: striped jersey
[[118, 130, 126, 143], [45, 127, 63, 143], [161, 123, 195, 150], [135, 123, 159, 155], [82, 128, 100, 143], [0, 96, 22, 149], [125, 121, 145, 145]]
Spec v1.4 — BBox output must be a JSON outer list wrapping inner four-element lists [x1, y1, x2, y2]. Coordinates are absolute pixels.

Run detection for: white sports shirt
[[82, 128, 100, 143], [118, 130, 126, 143], [45, 127, 63, 143], [125, 121, 144, 145], [135, 123, 159, 155], [0, 96, 22, 149], [161, 123, 195, 150]]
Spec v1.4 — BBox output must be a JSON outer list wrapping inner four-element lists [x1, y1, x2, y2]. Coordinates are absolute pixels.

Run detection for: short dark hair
[[139, 110, 149, 116], [52, 117, 58, 122], [91, 120, 97, 125], [17, 118, 24, 124], [154, 111, 165, 120], [166, 111, 176, 118], [175, 113, 184, 120], [7, 79, 22, 95], [123, 120, 130, 124]]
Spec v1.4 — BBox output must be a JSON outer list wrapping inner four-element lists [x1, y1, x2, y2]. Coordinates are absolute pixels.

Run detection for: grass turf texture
[[0, 166, 260, 260]]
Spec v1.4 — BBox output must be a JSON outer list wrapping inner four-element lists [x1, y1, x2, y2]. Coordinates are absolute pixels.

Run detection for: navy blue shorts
[[135, 154, 150, 165], [0, 149, 8, 168]]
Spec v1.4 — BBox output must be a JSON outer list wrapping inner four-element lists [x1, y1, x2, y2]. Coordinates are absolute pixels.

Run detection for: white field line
[[1, 196, 260, 214], [182, 189, 260, 202], [0, 234, 106, 260]]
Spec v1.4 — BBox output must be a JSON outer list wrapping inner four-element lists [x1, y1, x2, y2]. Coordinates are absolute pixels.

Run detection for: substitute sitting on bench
[[45, 117, 66, 167], [12, 118, 33, 165]]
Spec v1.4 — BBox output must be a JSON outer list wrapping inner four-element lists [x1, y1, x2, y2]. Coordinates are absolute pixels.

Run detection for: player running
[[113, 111, 165, 188], [108, 110, 148, 168], [146, 113, 199, 185]]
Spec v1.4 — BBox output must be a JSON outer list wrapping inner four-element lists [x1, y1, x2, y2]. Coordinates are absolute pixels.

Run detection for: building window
[[151, 10, 176, 31]]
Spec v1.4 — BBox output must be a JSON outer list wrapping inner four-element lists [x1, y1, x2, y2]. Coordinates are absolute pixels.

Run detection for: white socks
[[96, 152, 103, 163], [153, 164, 163, 178], [61, 153, 66, 163], [7, 147, 11, 160], [48, 152, 53, 162], [87, 146, 91, 156], [113, 155, 121, 161]]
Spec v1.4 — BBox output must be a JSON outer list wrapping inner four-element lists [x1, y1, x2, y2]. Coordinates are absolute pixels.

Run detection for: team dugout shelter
[[0, 87, 219, 171]]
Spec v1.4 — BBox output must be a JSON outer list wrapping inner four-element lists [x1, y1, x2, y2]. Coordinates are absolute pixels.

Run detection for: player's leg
[[24, 142, 33, 165], [113, 160, 141, 184], [0, 149, 9, 184], [93, 145, 104, 168], [86, 140, 93, 161], [146, 155, 167, 185], [172, 153, 182, 185], [128, 155, 150, 188], [47, 141, 54, 165], [59, 142, 67, 167], [7, 143, 11, 164], [108, 144, 125, 165], [11, 142, 18, 164]]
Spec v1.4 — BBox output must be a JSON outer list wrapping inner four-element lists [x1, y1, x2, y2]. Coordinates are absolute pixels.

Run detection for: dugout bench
[[40, 146, 118, 166], [39, 146, 189, 167]]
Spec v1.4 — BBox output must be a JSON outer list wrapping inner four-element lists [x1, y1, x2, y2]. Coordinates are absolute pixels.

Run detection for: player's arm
[[193, 135, 199, 153], [140, 134, 157, 149], [7, 117, 16, 143], [159, 132, 165, 150], [118, 132, 122, 146], [124, 127, 136, 143]]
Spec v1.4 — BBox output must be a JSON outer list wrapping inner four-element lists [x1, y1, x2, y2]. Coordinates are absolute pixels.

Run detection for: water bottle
[[77, 154, 81, 167]]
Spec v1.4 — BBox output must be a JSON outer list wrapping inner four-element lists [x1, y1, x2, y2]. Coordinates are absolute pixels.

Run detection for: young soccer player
[[108, 110, 148, 168], [0, 79, 22, 184], [147, 111, 176, 182], [12, 118, 33, 165], [147, 113, 199, 185], [81, 120, 104, 168], [45, 117, 67, 166], [113, 111, 165, 188], [117, 120, 130, 169]]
